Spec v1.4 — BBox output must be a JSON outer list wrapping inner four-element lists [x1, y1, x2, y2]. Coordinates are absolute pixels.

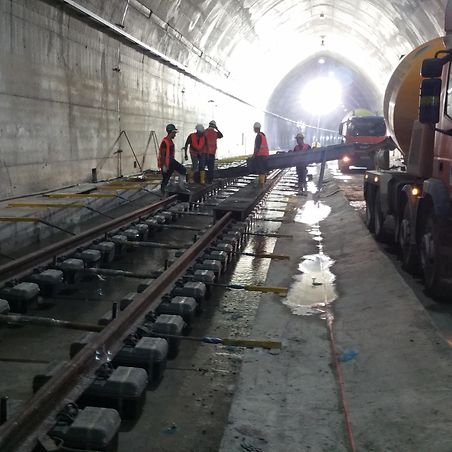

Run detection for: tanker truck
[[363, 28, 452, 297]]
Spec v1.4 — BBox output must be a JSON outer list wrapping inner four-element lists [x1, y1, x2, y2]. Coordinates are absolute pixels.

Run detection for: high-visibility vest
[[158, 136, 174, 169], [205, 128, 219, 155], [255, 132, 269, 156], [189, 133, 206, 155], [294, 143, 311, 152]]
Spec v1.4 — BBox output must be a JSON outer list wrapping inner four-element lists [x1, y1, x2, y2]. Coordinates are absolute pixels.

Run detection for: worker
[[292, 132, 311, 194], [158, 123, 187, 194], [184, 124, 207, 184], [253, 122, 269, 186], [204, 120, 224, 183]]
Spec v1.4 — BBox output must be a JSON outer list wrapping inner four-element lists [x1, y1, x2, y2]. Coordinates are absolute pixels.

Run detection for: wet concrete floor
[[221, 166, 452, 452]]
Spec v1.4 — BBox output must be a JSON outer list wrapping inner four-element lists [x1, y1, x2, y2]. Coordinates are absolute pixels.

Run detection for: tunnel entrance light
[[300, 77, 342, 115]]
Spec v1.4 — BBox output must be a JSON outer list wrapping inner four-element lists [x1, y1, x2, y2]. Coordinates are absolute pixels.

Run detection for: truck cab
[[433, 61, 452, 196], [338, 115, 387, 172]]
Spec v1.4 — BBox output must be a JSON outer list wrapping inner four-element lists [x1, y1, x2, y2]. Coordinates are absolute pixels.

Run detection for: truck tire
[[374, 192, 386, 242], [365, 192, 375, 233], [398, 202, 420, 273], [419, 208, 448, 299]]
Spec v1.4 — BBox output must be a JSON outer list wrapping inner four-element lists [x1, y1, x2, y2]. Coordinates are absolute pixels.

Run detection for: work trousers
[[190, 153, 206, 172], [253, 155, 268, 175], [206, 154, 215, 183], [296, 165, 308, 192], [161, 158, 187, 192]]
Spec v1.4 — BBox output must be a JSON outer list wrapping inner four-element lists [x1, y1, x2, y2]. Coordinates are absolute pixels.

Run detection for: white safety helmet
[[195, 123, 205, 132], [253, 122, 261, 129]]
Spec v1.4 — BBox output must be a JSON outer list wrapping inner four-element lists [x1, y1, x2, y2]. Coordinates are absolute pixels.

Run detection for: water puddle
[[294, 200, 331, 225], [349, 200, 366, 216], [284, 198, 338, 318]]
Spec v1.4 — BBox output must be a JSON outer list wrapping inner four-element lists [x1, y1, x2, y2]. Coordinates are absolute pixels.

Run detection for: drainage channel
[[0, 171, 289, 452]]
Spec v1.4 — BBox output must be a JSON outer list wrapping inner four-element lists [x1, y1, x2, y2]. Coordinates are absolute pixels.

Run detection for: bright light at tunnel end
[[300, 77, 342, 115]]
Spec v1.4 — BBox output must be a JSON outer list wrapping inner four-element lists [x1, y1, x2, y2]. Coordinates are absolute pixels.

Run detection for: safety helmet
[[166, 123, 178, 133], [195, 124, 205, 132], [209, 120, 216, 127], [253, 122, 261, 129], [295, 132, 304, 140]]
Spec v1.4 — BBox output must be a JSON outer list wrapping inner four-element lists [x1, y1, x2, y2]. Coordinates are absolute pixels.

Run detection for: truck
[[338, 114, 387, 172], [363, 31, 452, 298]]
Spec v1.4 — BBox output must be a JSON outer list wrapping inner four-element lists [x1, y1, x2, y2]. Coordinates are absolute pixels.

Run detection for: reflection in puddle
[[294, 200, 331, 225], [284, 199, 337, 318]]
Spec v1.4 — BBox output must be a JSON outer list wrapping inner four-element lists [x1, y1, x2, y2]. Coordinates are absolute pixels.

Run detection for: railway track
[[0, 169, 295, 452]]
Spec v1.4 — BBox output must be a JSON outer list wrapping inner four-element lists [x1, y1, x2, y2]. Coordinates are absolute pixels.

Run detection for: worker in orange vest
[[204, 120, 223, 183], [184, 124, 207, 184], [292, 132, 311, 194], [253, 122, 269, 186], [158, 123, 187, 194]]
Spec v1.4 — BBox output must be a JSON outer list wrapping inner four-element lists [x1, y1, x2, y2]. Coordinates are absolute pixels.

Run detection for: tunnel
[[0, 0, 447, 197], [4, 3, 452, 451]]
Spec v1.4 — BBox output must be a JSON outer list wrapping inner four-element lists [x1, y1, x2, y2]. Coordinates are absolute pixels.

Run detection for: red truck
[[338, 115, 387, 172]]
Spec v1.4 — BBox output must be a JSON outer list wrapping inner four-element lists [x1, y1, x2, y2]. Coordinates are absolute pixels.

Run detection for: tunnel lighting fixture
[[300, 76, 342, 115], [373, 176, 379, 183], [318, 58, 326, 64]]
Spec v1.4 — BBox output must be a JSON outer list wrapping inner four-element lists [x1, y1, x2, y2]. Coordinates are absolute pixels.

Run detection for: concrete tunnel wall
[[0, 0, 272, 198], [0, 0, 448, 197]]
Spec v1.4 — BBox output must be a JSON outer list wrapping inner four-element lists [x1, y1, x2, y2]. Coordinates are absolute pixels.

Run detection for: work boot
[[258, 174, 265, 187], [178, 175, 190, 193], [187, 169, 194, 184], [200, 170, 206, 185]]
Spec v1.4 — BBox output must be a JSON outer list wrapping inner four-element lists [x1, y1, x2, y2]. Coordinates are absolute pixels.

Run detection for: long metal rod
[[0, 314, 103, 333], [0, 196, 176, 284], [0, 212, 232, 452]]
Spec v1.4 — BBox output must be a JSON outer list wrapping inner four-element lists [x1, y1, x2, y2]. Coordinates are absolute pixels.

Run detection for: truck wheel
[[374, 192, 386, 242], [365, 193, 375, 233], [420, 209, 448, 298], [398, 202, 420, 273]]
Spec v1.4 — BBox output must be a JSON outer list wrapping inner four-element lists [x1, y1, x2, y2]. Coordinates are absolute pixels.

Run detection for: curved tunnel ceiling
[[220, 0, 446, 107], [268, 54, 381, 125], [136, 0, 447, 110], [88, 1, 446, 111], [265, 54, 381, 148]]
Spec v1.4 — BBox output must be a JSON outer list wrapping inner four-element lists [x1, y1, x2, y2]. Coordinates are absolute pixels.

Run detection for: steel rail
[[0, 195, 177, 284], [0, 211, 232, 452]]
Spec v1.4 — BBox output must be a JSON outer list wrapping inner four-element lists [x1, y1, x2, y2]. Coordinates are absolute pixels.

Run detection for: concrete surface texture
[[0, 0, 446, 196], [221, 176, 452, 451]]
